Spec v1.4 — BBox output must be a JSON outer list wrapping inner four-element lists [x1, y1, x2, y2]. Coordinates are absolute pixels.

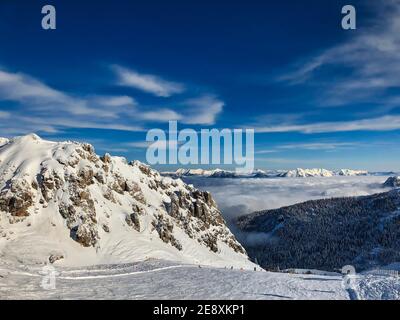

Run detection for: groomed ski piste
[[1, 259, 399, 300]]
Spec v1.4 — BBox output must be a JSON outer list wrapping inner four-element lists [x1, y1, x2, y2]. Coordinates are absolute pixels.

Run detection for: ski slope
[[0, 260, 350, 300]]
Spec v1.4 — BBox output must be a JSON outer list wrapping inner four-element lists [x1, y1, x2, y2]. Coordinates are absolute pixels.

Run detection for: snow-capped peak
[[163, 167, 370, 178], [281, 168, 334, 178], [0, 137, 10, 147], [0, 134, 253, 269]]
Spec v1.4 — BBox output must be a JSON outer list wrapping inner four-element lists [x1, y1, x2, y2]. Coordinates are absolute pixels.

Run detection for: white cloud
[[0, 69, 120, 117], [181, 95, 224, 125], [112, 65, 185, 97], [0, 111, 10, 119], [129, 141, 165, 150], [94, 95, 137, 107], [139, 109, 182, 122], [255, 150, 278, 155], [254, 115, 400, 134], [0, 70, 65, 102], [0, 66, 225, 134], [17, 116, 144, 133], [0, 68, 147, 134], [255, 142, 358, 155], [276, 142, 358, 150], [127, 140, 182, 151], [128, 95, 224, 125]]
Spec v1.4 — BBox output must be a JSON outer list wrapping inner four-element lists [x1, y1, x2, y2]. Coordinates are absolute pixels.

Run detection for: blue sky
[[1, 0, 400, 171]]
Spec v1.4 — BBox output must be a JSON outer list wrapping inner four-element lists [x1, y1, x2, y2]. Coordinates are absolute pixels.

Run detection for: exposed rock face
[[383, 176, 400, 188], [237, 190, 400, 272], [0, 134, 249, 266], [49, 254, 64, 264], [0, 179, 34, 217], [152, 214, 182, 251], [126, 205, 142, 232]]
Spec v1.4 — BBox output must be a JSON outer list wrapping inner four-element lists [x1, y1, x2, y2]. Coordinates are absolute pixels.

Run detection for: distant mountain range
[[162, 168, 384, 179]]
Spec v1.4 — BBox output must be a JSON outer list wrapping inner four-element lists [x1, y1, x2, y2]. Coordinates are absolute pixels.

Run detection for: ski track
[[60, 265, 189, 280], [0, 261, 350, 300], [2, 265, 189, 280], [2, 260, 399, 300]]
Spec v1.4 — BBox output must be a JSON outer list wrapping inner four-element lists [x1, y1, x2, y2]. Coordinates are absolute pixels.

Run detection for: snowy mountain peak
[[281, 168, 334, 178], [0, 135, 253, 269], [8, 133, 43, 145], [0, 137, 9, 147]]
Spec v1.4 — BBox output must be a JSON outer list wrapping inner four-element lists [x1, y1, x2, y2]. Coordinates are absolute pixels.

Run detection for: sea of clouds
[[183, 176, 391, 222], [183, 175, 392, 247]]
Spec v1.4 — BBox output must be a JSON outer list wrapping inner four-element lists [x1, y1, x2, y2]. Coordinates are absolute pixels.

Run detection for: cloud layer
[[184, 176, 391, 222], [113, 65, 185, 97], [0, 66, 225, 135], [254, 115, 400, 134]]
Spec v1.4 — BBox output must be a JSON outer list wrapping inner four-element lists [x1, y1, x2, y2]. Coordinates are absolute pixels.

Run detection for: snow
[[353, 274, 400, 300], [2, 258, 397, 300], [337, 169, 369, 176], [282, 168, 334, 178], [0, 259, 350, 300], [0, 137, 9, 147]]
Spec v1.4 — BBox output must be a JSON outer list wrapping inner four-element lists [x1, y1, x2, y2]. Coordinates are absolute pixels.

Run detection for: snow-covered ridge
[[163, 168, 370, 178], [280, 168, 369, 178], [383, 176, 400, 188], [0, 137, 9, 147], [0, 134, 253, 269]]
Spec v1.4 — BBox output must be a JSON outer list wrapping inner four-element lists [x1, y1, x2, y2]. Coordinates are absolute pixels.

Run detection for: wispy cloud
[[0, 68, 145, 134], [255, 142, 359, 155], [127, 140, 180, 150], [181, 95, 224, 125], [0, 69, 139, 118], [139, 109, 182, 122], [276, 142, 358, 150], [255, 150, 279, 155], [0, 65, 226, 135], [0, 70, 65, 103], [278, 0, 400, 108], [254, 115, 400, 134], [0, 111, 10, 119], [112, 65, 185, 97], [93, 95, 137, 107]]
